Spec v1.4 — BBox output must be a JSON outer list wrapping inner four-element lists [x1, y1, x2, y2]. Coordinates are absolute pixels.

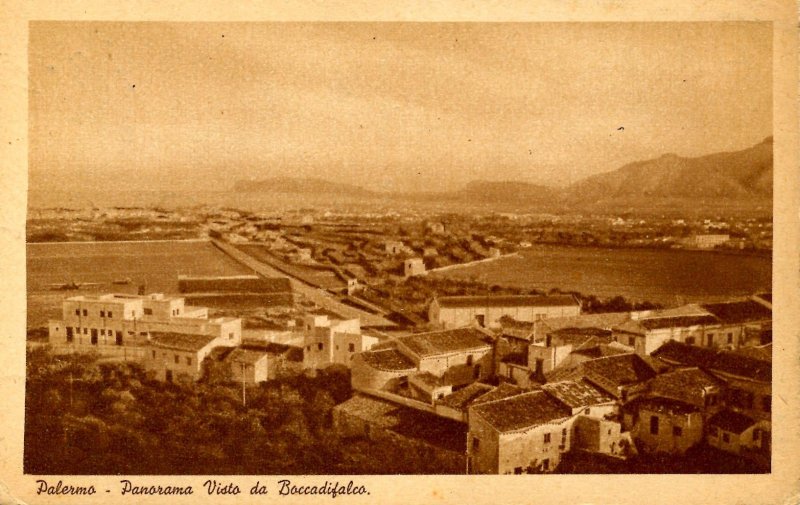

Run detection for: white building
[[429, 295, 581, 330], [47, 293, 241, 360]]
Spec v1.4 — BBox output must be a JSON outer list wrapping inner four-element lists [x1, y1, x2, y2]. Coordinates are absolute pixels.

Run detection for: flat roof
[[149, 332, 218, 352]]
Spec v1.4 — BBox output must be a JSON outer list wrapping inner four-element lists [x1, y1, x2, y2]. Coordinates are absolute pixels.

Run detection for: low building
[[143, 332, 235, 383], [651, 341, 771, 423], [299, 313, 380, 369], [351, 327, 494, 395], [686, 234, 730, 249], [224, 343, 304, 384], [47, 292, 242, 360], [429, 295, 581, 330], [384, 240, 404, 255], [403, 258, 426, 278], [468, 390, 573, 474], [625, 367, 723, 455], [707, 410, 770, 458]]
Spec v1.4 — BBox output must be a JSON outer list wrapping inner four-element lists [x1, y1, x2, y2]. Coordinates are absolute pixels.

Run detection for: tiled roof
[[437, 382, 495, 411], [651, 340, 718, 366], [708, 410, 756, 434], [498, 316, 535, 340], [542, 380, 613, 409], [652, 341, 771, 382], [537, 312, 631, 336], [471, 391, 571, 433], [436, 294, 579, 309], [631, 397, 699, 416], [581, 354, 657, 392], [397, 327, 492, 358], [637, 315, 720, 331], [550, 331, 612, 349], [700, 300, 772, 325], [360, 348, 416, 372], [570, 342, 631, 360], [471, 383, 529, 406], [547, 354, 656, 397], [148, 332, 218, 352], [224, 347, 269, 365], [710, 351, 771, 382], [410, 371, 442, 388], [645, 367, 722, 408]]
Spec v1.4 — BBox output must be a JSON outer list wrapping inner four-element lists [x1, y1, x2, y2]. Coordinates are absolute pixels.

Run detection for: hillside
[[567, 137, 773, 202]]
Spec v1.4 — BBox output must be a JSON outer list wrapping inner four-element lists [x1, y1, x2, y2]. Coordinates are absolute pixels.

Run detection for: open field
[[432, 245, 772, 305], [26, 240, 253, 327]]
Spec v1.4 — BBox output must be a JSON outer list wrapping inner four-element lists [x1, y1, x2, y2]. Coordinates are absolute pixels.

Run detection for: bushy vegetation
[[24, 348, 446, 475]]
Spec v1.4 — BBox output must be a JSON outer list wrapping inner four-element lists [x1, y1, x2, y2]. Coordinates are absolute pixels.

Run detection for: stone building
[[429, 295, 581, 330]]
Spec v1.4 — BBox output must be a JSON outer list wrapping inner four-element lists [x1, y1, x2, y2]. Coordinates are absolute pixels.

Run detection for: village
[[31, 211, 774, 474]]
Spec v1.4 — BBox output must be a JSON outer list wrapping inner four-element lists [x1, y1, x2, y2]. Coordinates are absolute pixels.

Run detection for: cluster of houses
[[46, 283, 772, 473], [47, 286, 381, 384], [335, 292, 772, 473]]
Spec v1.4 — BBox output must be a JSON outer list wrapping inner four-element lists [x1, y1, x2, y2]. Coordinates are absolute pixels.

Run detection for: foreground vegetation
[[24, 348, 452, 475]]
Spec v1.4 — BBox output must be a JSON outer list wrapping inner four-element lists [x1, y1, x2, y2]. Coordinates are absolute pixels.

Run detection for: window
[[514, 467, 523, 475], [584, 407, 591, 415], [727, 332, 733, 344], [336, 345, 339, 351], [174, 355, 179, 364], [650, 416, 659, 435], [466, 355, 474, 366], [544, 433, 551, 444], [186, 357, 192, 366], [108, 311, 113, 318], [144, 308, 153, 315], [131, 311, 135, 318], [673, 426, 682, 437], [349, 343, 355, 352], [100, 329, 105, 336], [762, 395, 771, 412], [152, 351, 156, 358], [542, 459, 549, 471], [628, 336, 636, 346], [100, 310, 105, 318], [75, 308, 80, 316], [562, 428, 567, 440], [66, 327, 73, 343], [722, 432, 730, 443], [472, 437, 480, 450], [473, 364, 481, 379], [82, 309, 88, 316], [116, 332, 123, 346], [685, 336, 696, 345], [83, 328, 88, 335], [318, 342, 323, 351], [707, 334, 714, 347], [306, 346, 310, 351]]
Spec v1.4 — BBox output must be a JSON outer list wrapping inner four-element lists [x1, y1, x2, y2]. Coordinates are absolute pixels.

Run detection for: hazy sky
[[29, 22, 772, 192]]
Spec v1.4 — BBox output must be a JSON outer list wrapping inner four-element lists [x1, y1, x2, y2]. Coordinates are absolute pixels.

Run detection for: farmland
[[26, 240, 252, 327]]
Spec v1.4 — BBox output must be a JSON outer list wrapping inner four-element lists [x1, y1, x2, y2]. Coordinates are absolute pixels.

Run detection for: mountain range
[[234, 137, 773, 208]]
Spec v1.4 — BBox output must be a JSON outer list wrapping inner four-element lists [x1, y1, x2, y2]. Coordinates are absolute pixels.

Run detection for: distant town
[[25, 203, 772, 475]]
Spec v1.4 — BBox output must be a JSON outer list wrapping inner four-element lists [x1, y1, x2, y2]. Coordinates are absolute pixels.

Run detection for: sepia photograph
[[2, 2, 798, 503]]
